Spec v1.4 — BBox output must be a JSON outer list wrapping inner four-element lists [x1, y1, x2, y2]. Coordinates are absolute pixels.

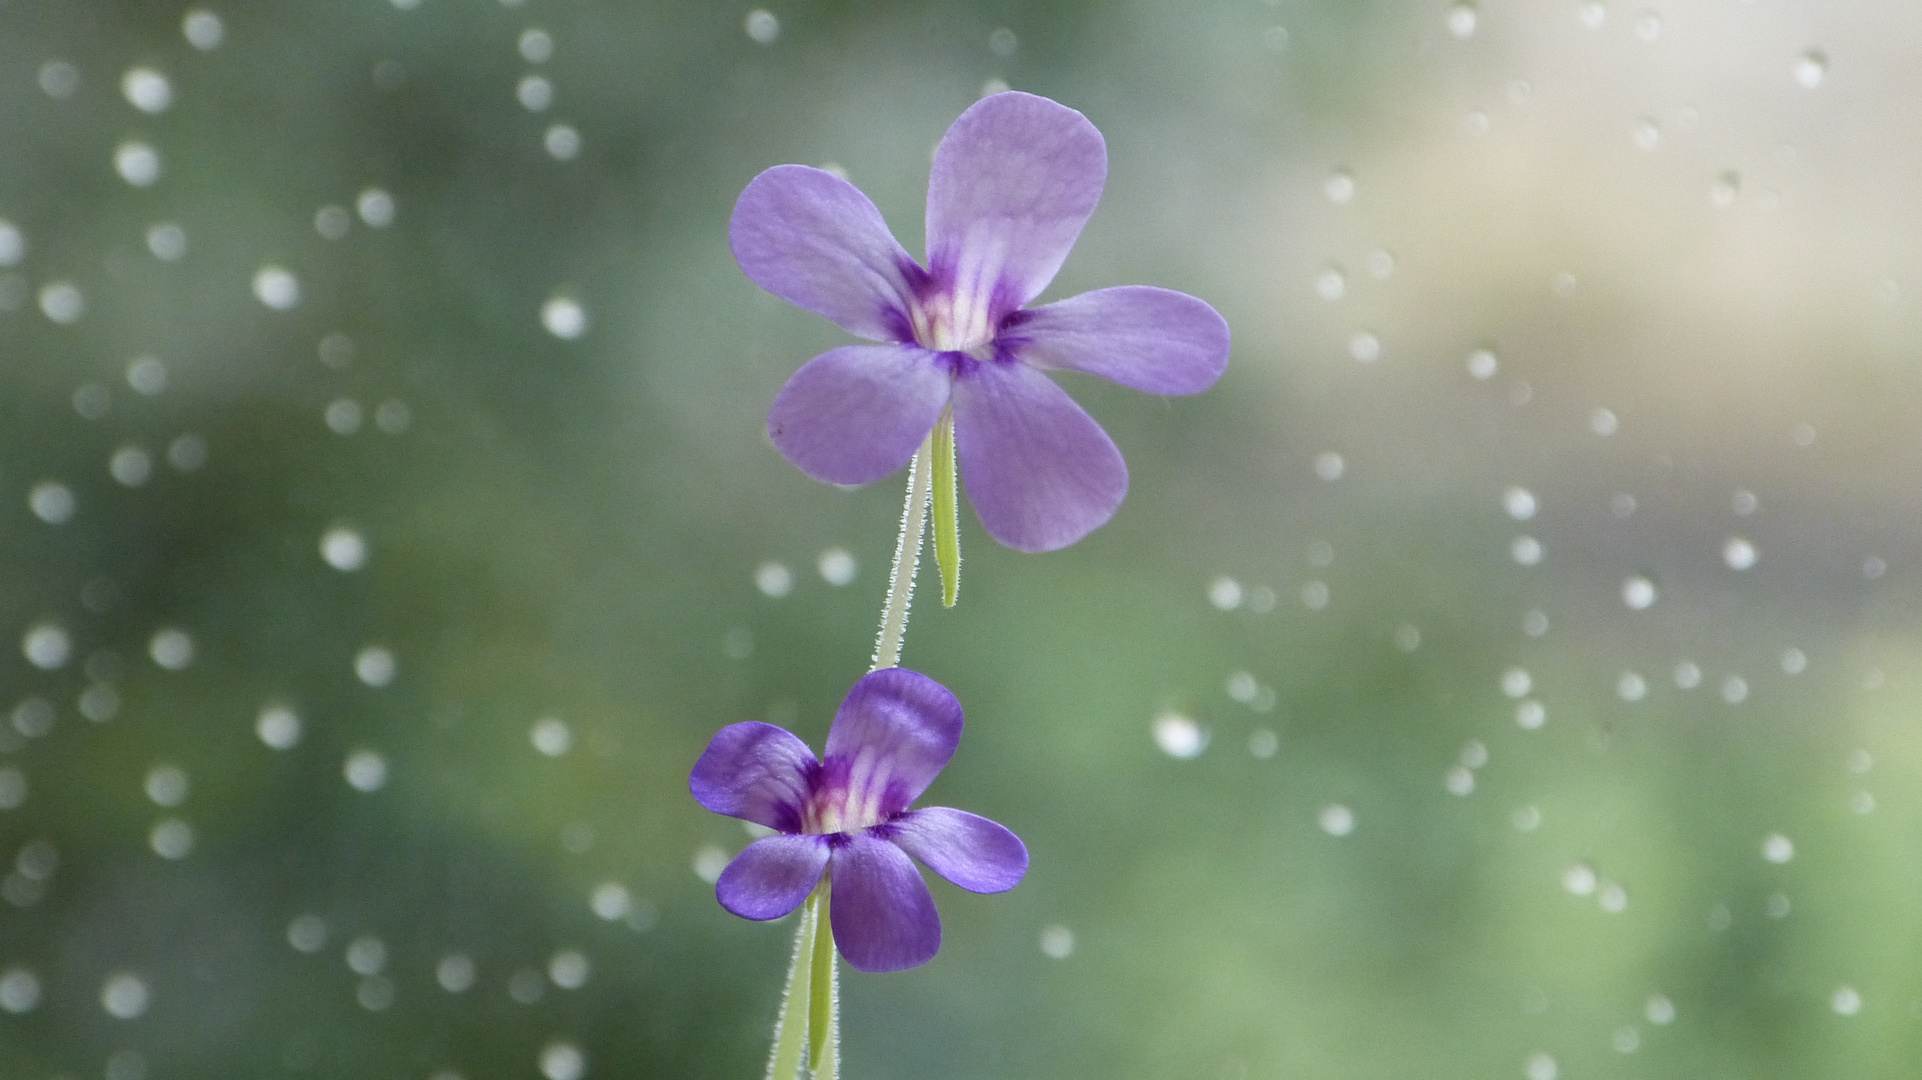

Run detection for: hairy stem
[[871, 436, 933, 672]]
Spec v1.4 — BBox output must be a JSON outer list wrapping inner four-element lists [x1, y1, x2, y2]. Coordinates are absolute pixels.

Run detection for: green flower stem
[[764, 894, 817, 1080], [931, 409, 960, 609], [808, 888, 839, 1079], [871, 434, 933, 672]]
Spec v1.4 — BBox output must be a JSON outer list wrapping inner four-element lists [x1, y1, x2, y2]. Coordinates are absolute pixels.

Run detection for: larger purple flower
[[690, 667, 1027, 972], [731, 91, 1231, 552]]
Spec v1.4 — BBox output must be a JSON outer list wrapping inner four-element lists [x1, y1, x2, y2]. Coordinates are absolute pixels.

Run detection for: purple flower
[[731, 91, 1231, 552], [689, 667, 1027, 972]]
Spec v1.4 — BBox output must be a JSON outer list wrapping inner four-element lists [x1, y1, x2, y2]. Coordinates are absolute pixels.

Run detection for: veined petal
[[689, 721, 817, 832], [768, 344, 952, 486], [925, 92, 1106, 319], [730, 164, 920, 342], [829, 834, 940, 972], [951, 359, 1127, 552], [1004, 286, 1231, 395], [888, 807, 1027, 894], [821, 668, 963, 821], [716, 834, 831, 920]]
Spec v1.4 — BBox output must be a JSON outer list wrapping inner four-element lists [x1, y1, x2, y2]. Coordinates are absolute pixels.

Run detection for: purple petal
[[1004, 286, 1231, 395], [950, 358, 1127, 552], [717, 834, 831, 920], [768, 344, 954, 486], [887, 807, 1027, 894], [821, 668, 963, 820], [689, 721, 817, 833], [829, 834, 940, 972], [730, 164, 920, 342], [924, 92, 1106, 319]]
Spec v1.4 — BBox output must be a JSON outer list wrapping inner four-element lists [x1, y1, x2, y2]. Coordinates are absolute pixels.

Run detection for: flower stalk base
[[766, 888, 839, 1080]]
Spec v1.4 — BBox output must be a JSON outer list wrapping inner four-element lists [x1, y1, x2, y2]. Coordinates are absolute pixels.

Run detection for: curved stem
[[870, 437, 933, 672]]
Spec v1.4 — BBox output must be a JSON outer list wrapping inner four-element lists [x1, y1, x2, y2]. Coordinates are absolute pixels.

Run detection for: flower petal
[[1004, 286, 1231, 395], [730, 164, 921, 342], [887, 807, 1028, 894], [950, 358, 1127, 552], [925, 92, 1106, 318], [768, 344, 953, 486], [689, 721, 817, 833], [821, 668, 963, 820], [829, 834, 940, 972], [716, 834, 831, 920]]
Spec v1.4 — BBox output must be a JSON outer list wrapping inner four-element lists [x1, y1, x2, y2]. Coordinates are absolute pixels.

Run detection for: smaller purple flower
[[731, 91, 1231, 552], [690, 668, 1027, 972]]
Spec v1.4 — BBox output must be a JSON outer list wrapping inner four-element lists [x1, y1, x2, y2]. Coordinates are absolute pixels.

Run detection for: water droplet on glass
[[325, 398, 363, 435], [1313, 265, 1346, 301], [548, 950, 590, 989], [101, 973, 149, 1019], [1502, 668, 1533, 698], [1038, 923, 1075, 959], [144, 764, 188, 807], [518, 75, 554, 111], [1831, 986, 1861, 1016], [321, 526, 367, 571], [1765, 891, 1791, 918], [1674, 661, 1702, 689], [287, 913, 328, 953], [1153, 712, 1208, 759], [145, 222, 187, 261], [1248, 585, 1277, 613], [12, 698, 53, 738], [1464, 110, 1491, 136], [1515, 699, 1546, 730], [1616, 670, 1647, 701], [692, 844, 729, 883], [1632, 118, 1660, 150], [531, 716, 572, 757], [520, 28, 555, 63], [744, 9, 779, 44], [1562, 862, 1597, 895], [182, 9, 224, 50], [373, 399, 412, 434], [1513, 805, 1542, 831], [1466, 348, 1498, 380], [1589, 407, 1618, 435], [1622, 575, 1657, 610], [1598, 881, 1628, 912], [1324, 169, 1355, 205], [346, 935, 387, 976], [1208, 576, 1243, 610], [1261, 25, 1290, 52], [590, 882, 632, 921], [80, 684, 120, 722], [1861, 556, 1886, 580], [1506, 534, 1537, 568], [1612, 1025, 1641, 1052], [544, 124, 582, 160], [542, 295, 587, 339], [253, 265, 300, 309], [539, 1042, 586, 1080], [257, 705, 302, 749], [357, 188, 396, 228], [987, 26, 1018, 58], [816, 547, 857, 585], [315, 205, 351, 240], [121, 68, 172, 114], [1723, 537, 1757, 570], [344, 750, 388, 792], [1318, 804, 1355, 836], [39, 60, 79, 99], [437, 953, 477, 992], [115, 141, 161, 186], [1347, 331, 1380, 362], [1247, 728, 1278, 758], [1521, 609, 1549, 637], [22, 624, 71, 670], [1850, 790, 1874, 814], [1446, 3, 1478, 38], [722, 628, 753, 659], [1761, 832, 1793, 863], [1550, 271, 1577, 297], [355, 646, 395, 687], [358, 975, 395, 1011], [1314, 451, 1345, 481], [1711, 169, 1740, 208], [754, 561, 793, 598], [39, 280, 84, 323], [149, 818, 193, 859], [1578, 2, 1606, 28], [149, 628, 195, 670], [1392, 624, 1421, 652], [1225, 671, 1258, 703], [1635, 8, 1661, 39], [0, 967, 42, 1013], [0, 768, 26, 810], [1794, 50, 1827, 89], [1445, 765, 1475, 796], [109, 446, 153, 487], [1525, 1052, 1558, 1080], [29, 481, 74, 525], [1299, 580, 1330, 610], [1791, 422, 1816, 447], [1502, 486, 1537, 520], [1610, 492, 1637, 518]]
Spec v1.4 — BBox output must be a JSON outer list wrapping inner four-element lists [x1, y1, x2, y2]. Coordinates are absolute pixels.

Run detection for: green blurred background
[[1, 1, 1918, 1077]]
